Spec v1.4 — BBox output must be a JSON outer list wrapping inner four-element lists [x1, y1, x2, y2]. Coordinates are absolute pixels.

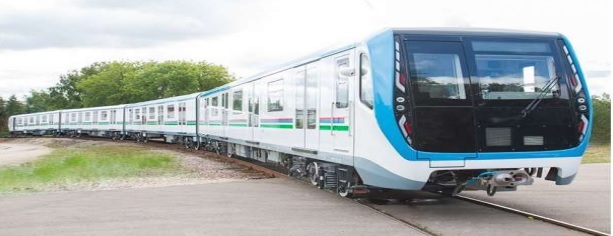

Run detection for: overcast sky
[[0, 0, 610, 100]]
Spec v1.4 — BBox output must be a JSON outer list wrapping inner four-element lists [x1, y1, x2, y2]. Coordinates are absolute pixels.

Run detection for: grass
[[582, 143, 611, 164], [0, 145, 182, 193]]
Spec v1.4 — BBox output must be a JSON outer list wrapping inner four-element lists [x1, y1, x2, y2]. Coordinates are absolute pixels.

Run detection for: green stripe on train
[[260, 124, 293, 129], [319, 125, 349, 131]]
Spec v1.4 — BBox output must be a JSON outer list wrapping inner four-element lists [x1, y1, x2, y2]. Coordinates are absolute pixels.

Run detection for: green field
[[582, 143, 611, 164], [0, 145, 182, 193]]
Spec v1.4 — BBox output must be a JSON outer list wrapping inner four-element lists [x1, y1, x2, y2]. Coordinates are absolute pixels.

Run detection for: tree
[[75, 60, 234, 107], [591, 93, 610, 144], [5, 95, 25, 116], [24, 90, 52, 113], [77, 61, 137, 107], [0, 96, 6, 132]]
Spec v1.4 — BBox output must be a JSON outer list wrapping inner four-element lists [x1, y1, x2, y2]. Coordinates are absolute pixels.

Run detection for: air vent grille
[[486, 128, 511, 146], [524, 136, 544, 146]]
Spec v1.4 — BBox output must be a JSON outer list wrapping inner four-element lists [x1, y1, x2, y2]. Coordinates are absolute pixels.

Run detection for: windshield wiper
[[520, 76, 560, 118]]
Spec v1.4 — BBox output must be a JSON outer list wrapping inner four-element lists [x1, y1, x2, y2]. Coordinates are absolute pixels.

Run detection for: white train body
[[7, 29, 592, 196], [8, 111, 61, 135]]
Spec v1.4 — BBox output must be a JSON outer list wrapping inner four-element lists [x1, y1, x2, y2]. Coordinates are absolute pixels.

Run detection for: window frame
[[335, 57, 350, 108], [166, 104, 175, 119], [232, 89, 243, 112], [359, 53, 374, 109], [267, 79, 284, 112]]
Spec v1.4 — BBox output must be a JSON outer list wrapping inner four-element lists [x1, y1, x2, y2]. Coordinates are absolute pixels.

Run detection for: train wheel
[[306, 162, 319, 186], [338, 182, 353, 198], [143, 136, 149, 143], [194, 141, 201, 150], [184, 138, 191, 149]]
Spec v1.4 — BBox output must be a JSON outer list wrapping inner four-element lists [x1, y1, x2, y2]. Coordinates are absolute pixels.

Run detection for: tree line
[[0, 60, 233, 133]]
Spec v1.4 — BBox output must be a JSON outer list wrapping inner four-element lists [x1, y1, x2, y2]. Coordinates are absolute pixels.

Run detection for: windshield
[[473, 41, 559, 100], [405, 38, 570, 108]]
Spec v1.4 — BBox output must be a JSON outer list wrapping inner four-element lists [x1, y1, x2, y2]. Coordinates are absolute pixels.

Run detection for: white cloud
[[0, 0, 610, 99]]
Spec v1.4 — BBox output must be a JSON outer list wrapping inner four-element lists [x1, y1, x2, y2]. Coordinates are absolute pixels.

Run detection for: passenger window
[[335, 57, 350, 108], [211, 96, 219, 116], [267, 79, 284, 112], [233, 89, 243, 112], [167, 105, 175, 119]]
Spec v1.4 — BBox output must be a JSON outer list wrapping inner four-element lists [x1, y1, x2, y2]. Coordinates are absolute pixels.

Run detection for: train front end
[[366, 29, 592, 195]]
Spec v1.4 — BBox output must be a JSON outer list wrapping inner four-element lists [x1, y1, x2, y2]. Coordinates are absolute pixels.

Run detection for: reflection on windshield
[[413, 53, 467, 100], [476, 55, 557, 100]]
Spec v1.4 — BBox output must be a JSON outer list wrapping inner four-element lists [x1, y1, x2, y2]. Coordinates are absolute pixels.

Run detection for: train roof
[[199, 27, 563, 98], [389, 27, 562, 38], [126, 92, 202, 107], [60, 104, 127, 113], [199, 42, 357, 97]]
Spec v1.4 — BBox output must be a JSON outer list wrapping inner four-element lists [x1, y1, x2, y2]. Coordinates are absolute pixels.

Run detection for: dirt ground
[[0, 139, 53, 167], [0, 138, 268, 192]]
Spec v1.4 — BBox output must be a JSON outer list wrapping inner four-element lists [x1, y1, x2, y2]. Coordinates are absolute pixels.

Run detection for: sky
[[0, 0, 610, 100]]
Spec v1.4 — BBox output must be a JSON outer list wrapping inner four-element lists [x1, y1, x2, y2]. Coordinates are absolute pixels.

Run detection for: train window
[[306, 68, 318, 129], [414, 54, 466, 99], [233, 89, 243, 112], [135, 109, 141, 120], [335, 57, 350, 108], [110, 110, 117, 124], [167, 105, 175, 119], [71, 113, 76, 122], [222, 93, 228, 109], [211, 97, 219, 116], [101, 111, 108, 121], [84, 112, 91, 122], [41, 115, 47, 123], [473, 49, 557, 100], [49, 114, 54, 125], [407, 41, 470, 106], [359, 53, 373, 108], [295, 72, 305, 129], [267, 79, 284, 112], [149, 107, 155, 120], [178, 102, 187, 125], [157, 105, 163, 125], [254, 97, 259, 115]]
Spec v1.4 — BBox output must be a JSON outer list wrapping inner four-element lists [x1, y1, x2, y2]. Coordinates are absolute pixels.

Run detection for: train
[[8, 28, 592, 197]]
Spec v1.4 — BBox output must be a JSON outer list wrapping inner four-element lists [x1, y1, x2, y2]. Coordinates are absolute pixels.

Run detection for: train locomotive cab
[[369, 29, 591, 196]]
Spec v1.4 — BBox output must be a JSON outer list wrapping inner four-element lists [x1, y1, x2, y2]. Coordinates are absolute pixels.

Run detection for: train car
[[60, 105, 126, 137], [124, 93, 201, 144], [197, 28, 592, 197], [8, 111, 61, 136]]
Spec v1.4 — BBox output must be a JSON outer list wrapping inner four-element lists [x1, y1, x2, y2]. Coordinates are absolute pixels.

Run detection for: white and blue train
[[8, 28, 592, 197]]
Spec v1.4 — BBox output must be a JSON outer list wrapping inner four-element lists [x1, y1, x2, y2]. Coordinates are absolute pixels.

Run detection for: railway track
[[5, 136, 608, 235], [453, 195, 609, 236]]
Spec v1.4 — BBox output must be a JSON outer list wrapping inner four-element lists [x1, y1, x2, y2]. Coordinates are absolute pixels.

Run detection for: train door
[[178, 102, 186, 131], [405, 40, 477, 165], [247, 84, 258, 141], [295, 63, 320, 150], [221, 92, 229, 137], [329, 53, 355, 154]]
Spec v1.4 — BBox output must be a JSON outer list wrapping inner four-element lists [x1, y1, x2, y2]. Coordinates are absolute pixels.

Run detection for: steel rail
[[455, 195, 609, 236]]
